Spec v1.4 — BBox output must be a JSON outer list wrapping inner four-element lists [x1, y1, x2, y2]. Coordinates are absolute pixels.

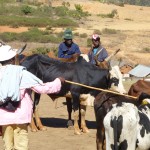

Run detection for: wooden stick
[[65, 80, 137, 99]]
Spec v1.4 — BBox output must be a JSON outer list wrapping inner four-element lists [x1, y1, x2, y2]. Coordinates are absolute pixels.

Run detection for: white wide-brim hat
[[0, 44, 17, 62]]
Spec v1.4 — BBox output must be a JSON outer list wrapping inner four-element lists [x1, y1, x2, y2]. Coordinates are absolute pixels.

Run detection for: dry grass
[[0, 0, 150, 65]]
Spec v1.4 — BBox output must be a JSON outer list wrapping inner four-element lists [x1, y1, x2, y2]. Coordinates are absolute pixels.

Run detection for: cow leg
[[80, 105, 89, 133], [72, 94, 81, 135], [29, 92, 38, 132], [34, 106, 47, 131], [34, 93, 46, 131], [96, 128, 106, 150], [66, 97, 74, 129], [30, 115, 38, 132], [74, 109, 81, 135]]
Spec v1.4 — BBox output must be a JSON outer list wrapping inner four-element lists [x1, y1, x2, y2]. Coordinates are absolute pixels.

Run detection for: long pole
[[65, 80, 137, 99]]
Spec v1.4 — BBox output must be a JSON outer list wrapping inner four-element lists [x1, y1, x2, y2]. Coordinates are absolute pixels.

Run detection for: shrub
[[54, 6, 69, 17], [21, 5, 32, 15], [93, 29, 102, 35], [74, 4, 83, 13], [32, 47, 50, 55], [98, 9, 118, 18], [0, 32, 17, 42], [74, 32, 80, 36], [102, 28, 118, 34], [124, 18, 133, 21], [51, 47, 58, 56], [62, 1, 70, 7], [54, 18, 78, 27], [143, 47, 150, 53], [80, 33, 88, 38], [57, 31, 64, 38], [87, 38, 92, 47]]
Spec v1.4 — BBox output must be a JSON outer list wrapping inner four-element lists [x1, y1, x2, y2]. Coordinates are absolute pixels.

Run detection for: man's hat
[[0, 43, 27, 62], [63, 28, 73, 39]]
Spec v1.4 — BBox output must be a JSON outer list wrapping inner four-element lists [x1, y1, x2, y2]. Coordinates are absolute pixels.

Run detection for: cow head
[[109, 65, 126, 94], [80, 54, 90, 62]]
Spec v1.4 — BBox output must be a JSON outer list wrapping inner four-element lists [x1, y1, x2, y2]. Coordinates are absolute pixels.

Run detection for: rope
[[65, 80, 137, 99]]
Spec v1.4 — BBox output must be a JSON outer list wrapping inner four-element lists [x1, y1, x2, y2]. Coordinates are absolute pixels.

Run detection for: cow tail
[[111, 116, 118, 150]]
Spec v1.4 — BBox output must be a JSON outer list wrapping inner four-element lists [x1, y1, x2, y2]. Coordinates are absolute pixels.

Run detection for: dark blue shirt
[[88, 46, 108, 65], [58, 42, 81, 58]]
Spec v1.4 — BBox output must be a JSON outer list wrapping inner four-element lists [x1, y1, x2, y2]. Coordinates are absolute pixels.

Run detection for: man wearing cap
[[0, 42, 65, 150], [88, 34, 108, 65], [58, 28, 81, 58]]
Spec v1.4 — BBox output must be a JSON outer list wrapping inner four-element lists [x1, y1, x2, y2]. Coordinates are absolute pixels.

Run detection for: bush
[[54, 6, 69, 17], [0, 28, 62, 43], [74, 4, 83, 13], [87, 38, 92, 47], [93, 29, 102, 35], [21, 5, 32, 15], [0, 32, 17, 42], [32, 47, 50, 55], [143, 47, 150, 53], [98, 9, 118, 18], [54, 18, 78, 27], [74, 32, 80, 36], [51, 47, 58, 56], [102, 28, 118, 34], [80, 33, 88, 38]]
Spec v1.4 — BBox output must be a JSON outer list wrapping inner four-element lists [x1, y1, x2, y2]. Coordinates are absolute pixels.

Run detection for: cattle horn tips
[[17, 44, 27, 55]]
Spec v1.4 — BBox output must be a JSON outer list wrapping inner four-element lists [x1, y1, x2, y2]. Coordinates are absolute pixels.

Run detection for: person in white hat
[[0, 42, 65, 150], [88, 34, 108, 65]]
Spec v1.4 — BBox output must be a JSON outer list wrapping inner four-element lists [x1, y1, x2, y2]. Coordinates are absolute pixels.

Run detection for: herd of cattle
[[19, 52, 150, 150]]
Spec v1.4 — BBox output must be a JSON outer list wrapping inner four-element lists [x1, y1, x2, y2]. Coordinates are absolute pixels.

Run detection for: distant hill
[[98, 0, 150, 6]]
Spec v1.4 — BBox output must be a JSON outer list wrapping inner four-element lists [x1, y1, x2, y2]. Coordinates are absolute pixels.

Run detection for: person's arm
[[58, 43, 66, 58], [31, 78, 65, 94], [74, 44, 81, 54], [98, 48, 108, 62]]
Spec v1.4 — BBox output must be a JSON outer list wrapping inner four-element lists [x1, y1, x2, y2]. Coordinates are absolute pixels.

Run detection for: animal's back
[[104, 103, 139, 150]]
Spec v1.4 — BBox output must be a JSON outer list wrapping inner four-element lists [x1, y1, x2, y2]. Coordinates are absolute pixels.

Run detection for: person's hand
[[58, 77, 65, 84]]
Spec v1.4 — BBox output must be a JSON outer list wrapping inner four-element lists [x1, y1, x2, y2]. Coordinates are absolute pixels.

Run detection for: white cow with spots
[[104, 99, 150, 150]]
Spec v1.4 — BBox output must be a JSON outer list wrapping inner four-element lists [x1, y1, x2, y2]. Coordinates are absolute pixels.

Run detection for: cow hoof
[[82, 128, 90, 133], [74, 130, 82, 135], [39, 126, 47, 131], [81, 126, 90, 133], [67, 120, 74, 130], [31, 128, 38, 132]]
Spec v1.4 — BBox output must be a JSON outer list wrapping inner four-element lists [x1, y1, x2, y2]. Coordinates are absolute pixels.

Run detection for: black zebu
[[21, 54, 126, 135]]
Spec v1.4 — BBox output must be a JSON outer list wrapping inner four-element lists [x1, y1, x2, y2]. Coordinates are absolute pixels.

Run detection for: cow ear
[[17, 44, 27, 55]]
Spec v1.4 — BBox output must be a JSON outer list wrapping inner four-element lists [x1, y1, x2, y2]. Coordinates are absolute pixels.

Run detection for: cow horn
[[105, 49, 120, 62], [17, 44, 27, 55]]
